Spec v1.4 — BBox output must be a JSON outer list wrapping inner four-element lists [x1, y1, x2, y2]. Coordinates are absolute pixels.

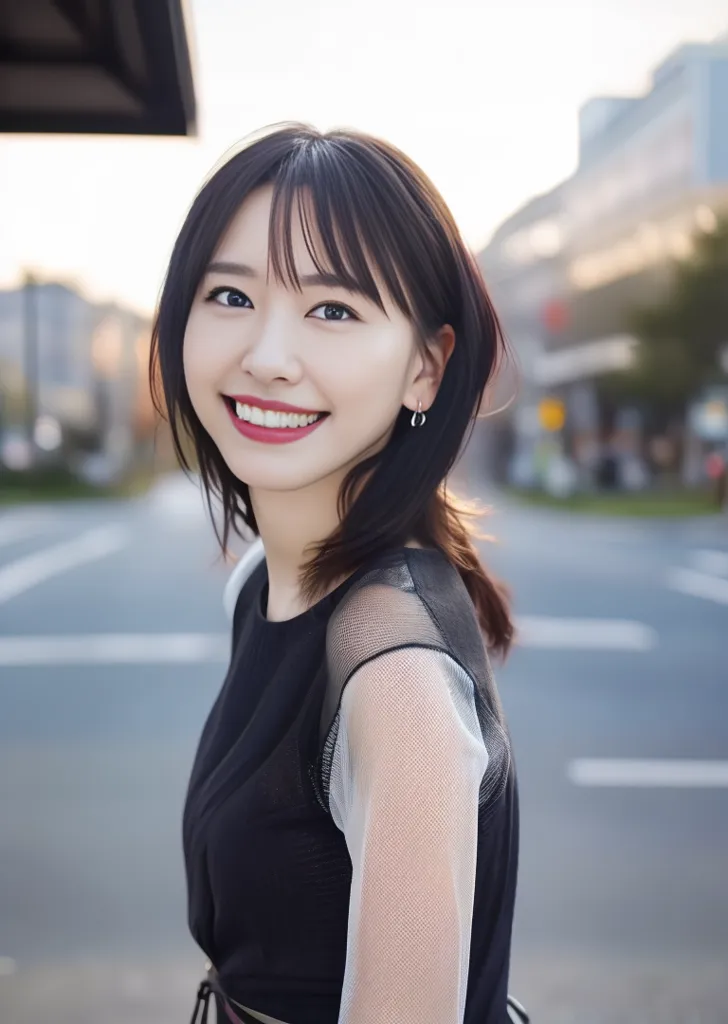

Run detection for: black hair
[[150, 123, 514, 656]]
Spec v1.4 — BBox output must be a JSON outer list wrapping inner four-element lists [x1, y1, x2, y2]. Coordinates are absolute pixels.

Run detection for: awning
[[0, 0, 196, 136]]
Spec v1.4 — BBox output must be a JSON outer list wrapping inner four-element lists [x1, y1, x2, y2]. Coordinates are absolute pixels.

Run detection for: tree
[[602, 216, 728, 428]]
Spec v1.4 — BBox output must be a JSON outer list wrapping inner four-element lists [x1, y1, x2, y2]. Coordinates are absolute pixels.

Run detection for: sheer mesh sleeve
[[328, 645, 489, 1024]]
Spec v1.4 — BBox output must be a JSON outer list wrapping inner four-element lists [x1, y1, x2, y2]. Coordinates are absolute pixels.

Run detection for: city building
[[0, 280, 153, 479], [478, 30, 728, 489], [0, 1, 196, 480], [478, 184, 569, 486]]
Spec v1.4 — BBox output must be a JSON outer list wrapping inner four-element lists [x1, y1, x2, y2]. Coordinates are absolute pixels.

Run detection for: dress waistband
[[189, 972, 271, 1024], [190, 965, 529, 1024]]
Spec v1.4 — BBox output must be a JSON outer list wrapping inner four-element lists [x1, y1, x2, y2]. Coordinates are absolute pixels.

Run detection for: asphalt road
[[0, 472, 727, 1024]]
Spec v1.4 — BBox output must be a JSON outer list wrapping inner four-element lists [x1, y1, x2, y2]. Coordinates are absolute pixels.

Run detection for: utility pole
[[22, 271, 39, 466]]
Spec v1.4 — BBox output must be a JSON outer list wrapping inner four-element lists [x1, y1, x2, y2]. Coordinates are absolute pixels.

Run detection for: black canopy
[[0, 0, 196, 135]]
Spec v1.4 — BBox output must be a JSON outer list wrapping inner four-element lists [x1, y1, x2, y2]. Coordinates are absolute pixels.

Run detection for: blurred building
[[479, 30, 728, 488], [0, 1, 195, 481], [479, 186, 569, 486], [0, 280, 154, 479]]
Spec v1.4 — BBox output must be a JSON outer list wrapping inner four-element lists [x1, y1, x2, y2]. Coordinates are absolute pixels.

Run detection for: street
[[0, 472, 727, 1024]]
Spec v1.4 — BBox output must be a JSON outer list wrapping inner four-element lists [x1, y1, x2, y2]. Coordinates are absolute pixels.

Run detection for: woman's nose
[[239, 316, 302, 384]]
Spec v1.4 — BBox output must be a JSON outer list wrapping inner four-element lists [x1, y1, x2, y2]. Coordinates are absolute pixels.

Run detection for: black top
[[183, 546, 519, 1024]]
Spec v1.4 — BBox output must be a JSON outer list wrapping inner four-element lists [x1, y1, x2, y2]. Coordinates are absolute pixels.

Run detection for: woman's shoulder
[[316, 545, 511, 820], [326, 545, 486, 683], [334, 544, 476, 625]]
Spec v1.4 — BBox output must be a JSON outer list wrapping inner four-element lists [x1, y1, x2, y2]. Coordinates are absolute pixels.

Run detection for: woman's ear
[[405, 325, 455, 413]]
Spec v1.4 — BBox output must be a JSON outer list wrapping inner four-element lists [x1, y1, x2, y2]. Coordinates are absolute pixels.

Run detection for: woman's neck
[[249, 476, 342, 621]]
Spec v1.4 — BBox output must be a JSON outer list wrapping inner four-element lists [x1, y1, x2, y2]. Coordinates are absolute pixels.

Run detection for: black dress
[[183, 545, 520, 1024]]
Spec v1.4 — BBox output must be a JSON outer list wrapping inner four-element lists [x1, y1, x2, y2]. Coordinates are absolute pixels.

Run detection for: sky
[[0, 0, 726, 316]]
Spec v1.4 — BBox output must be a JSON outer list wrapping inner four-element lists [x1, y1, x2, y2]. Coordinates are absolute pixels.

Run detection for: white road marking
[[666, 567, 728, 606], [690, 549, 728, 577], [0, 517, 50, 549], [568, 758, 728, 788], [516, 616, 657, 651], [0, 633, 228, 666], [0, 616, 658, 666], [0, 525, 128, 604]]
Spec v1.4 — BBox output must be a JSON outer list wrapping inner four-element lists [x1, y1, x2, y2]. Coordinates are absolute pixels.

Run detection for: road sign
[[538, 397, 566, 433]]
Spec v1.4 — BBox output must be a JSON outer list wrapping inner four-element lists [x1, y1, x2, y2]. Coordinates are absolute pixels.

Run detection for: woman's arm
[[329, 646, 489, 1024]]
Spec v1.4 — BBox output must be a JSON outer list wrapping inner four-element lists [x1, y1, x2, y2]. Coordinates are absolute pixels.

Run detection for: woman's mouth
[[223, 397, 328, 445]]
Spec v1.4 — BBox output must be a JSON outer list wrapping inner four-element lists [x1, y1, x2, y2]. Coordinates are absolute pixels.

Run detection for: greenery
[[602, 216, 728, 424], [506, 486, 720, 517], [0, 466, 156, 506]]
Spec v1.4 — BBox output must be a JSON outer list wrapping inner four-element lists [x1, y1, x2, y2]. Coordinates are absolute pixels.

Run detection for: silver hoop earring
[[410, 400, 426, 428]]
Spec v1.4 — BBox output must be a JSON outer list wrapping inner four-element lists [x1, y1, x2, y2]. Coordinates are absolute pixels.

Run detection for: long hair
[[150, 123, 515, 657]]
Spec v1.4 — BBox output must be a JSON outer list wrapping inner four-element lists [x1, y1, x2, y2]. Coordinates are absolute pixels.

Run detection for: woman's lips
[[227, 394, 323, 416], [224, 399, 328, 445]]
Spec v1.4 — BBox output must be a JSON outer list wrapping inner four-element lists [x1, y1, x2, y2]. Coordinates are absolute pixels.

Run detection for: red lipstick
[[223, 395, 328, 446], [227, 395, 323, 415]]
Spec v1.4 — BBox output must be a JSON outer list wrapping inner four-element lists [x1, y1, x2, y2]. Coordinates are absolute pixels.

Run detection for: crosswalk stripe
[[568, 758, 728, 788], [0, 616, 659, 667], [516, 616, 656, 651], [0, 525, 128, 603], [0, 633, 229, 665], [666, 567, 728, 606], [689, 549, 728, 578]]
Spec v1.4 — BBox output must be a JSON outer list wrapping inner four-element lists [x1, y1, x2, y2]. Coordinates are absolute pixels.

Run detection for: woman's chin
[[224, 459, 336, 495]]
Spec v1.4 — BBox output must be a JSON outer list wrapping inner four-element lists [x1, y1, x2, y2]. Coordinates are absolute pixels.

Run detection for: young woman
[[151, 123, 527, 1024]]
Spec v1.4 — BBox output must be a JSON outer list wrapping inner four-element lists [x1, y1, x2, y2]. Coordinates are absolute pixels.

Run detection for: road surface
[[0, 473, 726, 1024]]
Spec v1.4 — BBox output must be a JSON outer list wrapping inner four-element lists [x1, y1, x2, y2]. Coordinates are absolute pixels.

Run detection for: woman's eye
[[309, 302, 357, 322], [205, 287, 252, 308]]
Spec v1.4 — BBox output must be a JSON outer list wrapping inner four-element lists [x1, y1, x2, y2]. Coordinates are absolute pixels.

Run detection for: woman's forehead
[[214, 188, 315, 266], [212, 185, 396, 304]]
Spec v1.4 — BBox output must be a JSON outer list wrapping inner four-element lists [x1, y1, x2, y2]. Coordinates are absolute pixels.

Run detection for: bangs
[[266, 143, 415, 320]]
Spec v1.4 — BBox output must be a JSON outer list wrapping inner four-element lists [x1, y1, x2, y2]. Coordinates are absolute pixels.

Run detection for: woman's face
[[183, 185, 434, 495]]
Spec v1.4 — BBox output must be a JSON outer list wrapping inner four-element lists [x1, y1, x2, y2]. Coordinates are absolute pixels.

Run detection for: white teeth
[[231, 402, 322, 429]]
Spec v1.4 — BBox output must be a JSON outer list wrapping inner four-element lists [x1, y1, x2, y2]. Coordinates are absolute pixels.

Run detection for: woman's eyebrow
[[206, 260, 258, 277], [299, 271, 347, 289], [298, 271, 369, 298]]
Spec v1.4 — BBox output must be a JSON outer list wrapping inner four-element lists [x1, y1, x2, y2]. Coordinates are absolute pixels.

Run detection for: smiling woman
[[181, 180, 442, 503], [149, 123, 527, 1024]]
